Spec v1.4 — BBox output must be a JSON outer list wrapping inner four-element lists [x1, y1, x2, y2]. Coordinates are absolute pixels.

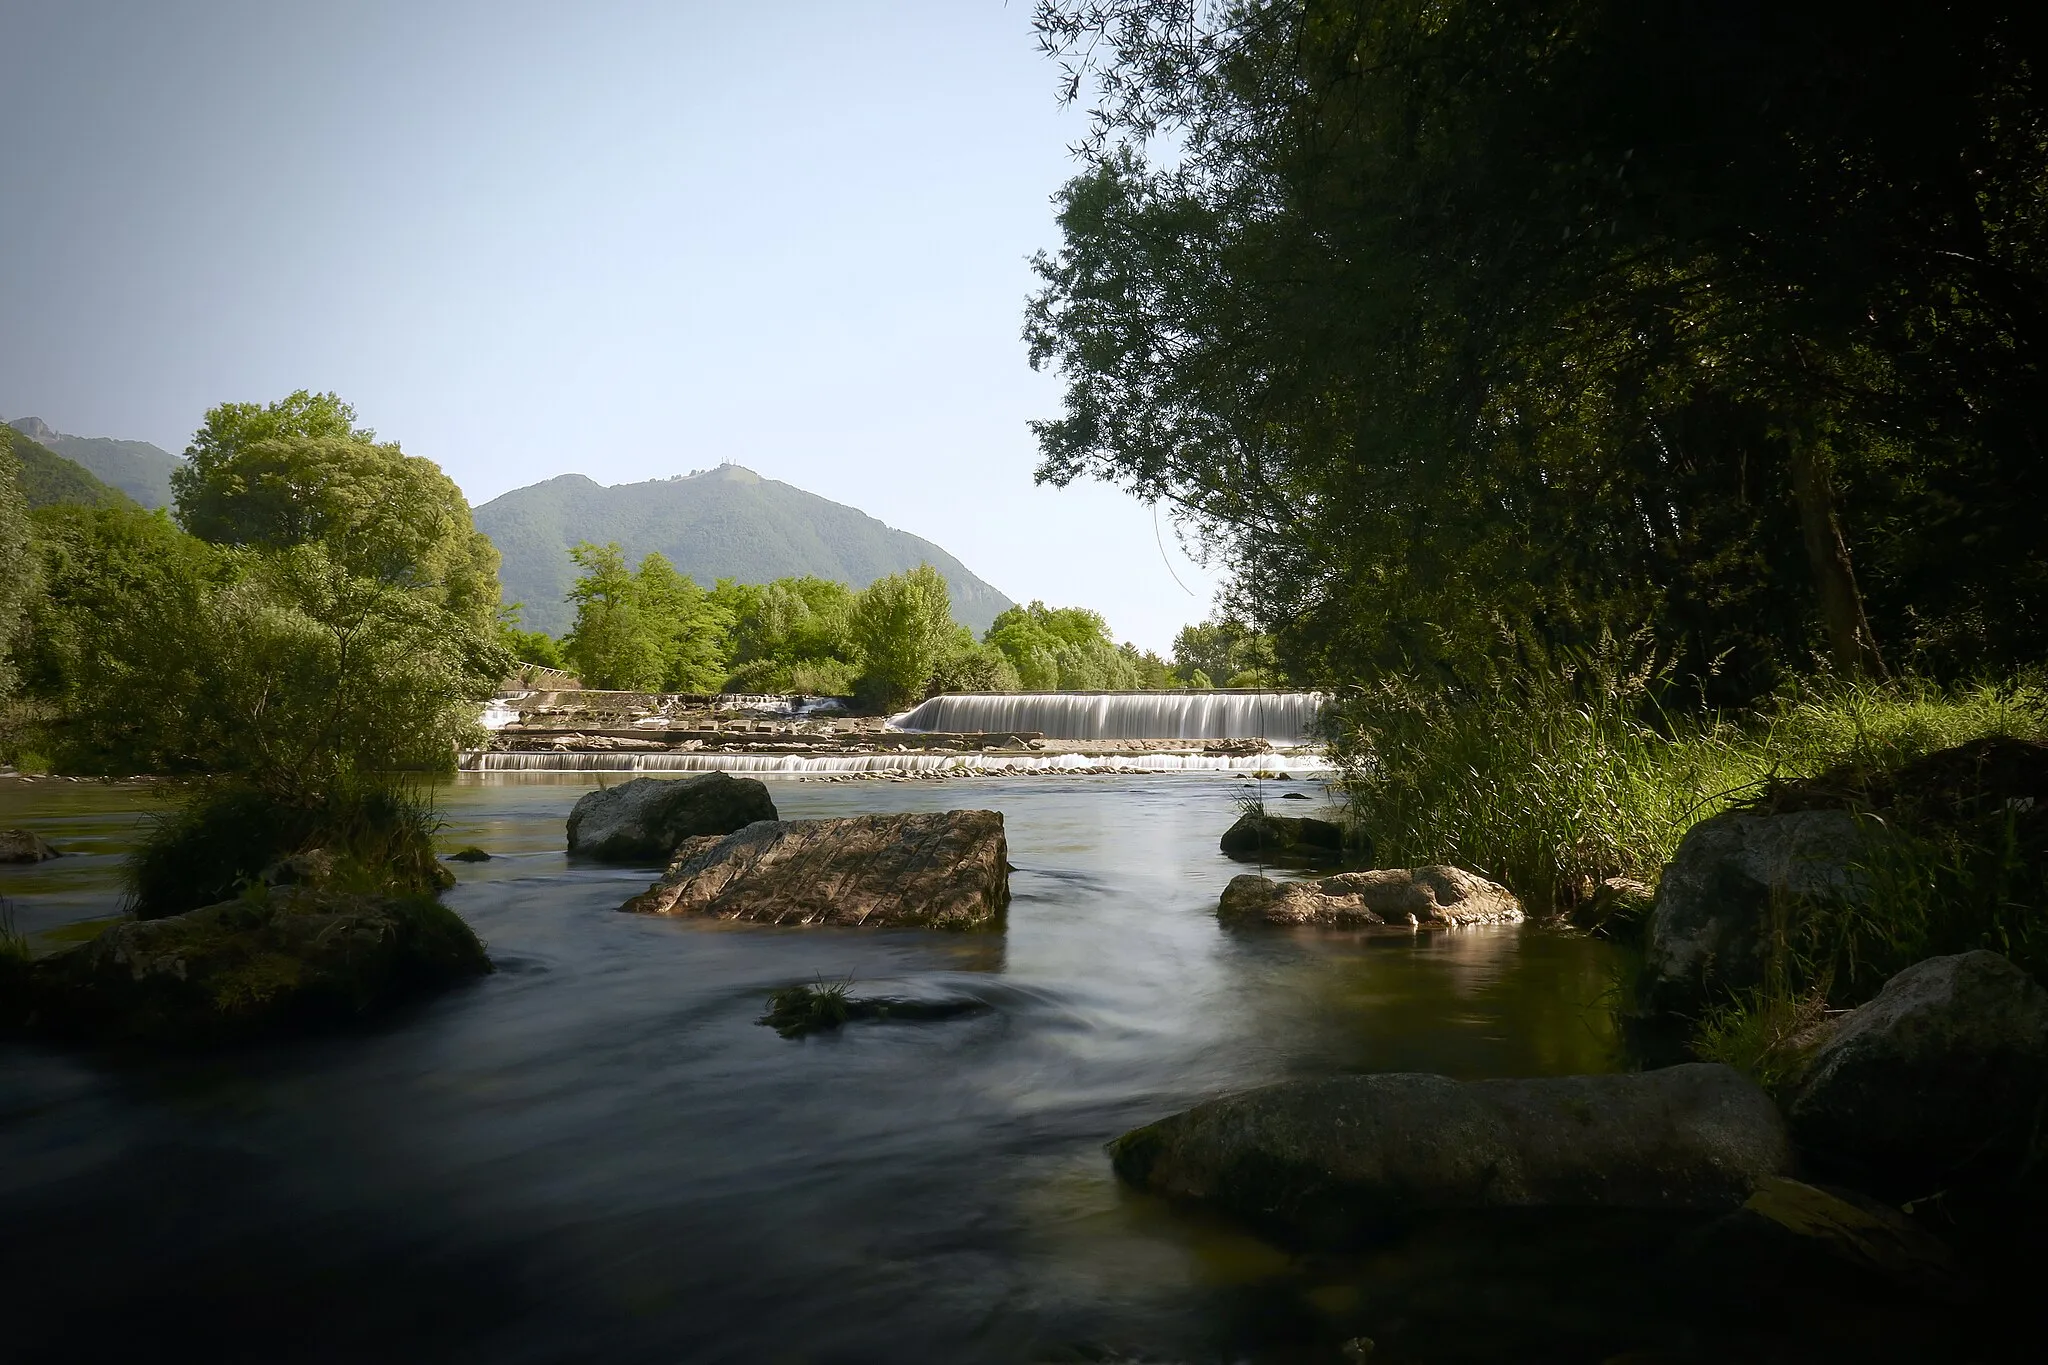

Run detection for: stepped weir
[[889, 691, 1327, 745], [463, 688, 1332, 774]]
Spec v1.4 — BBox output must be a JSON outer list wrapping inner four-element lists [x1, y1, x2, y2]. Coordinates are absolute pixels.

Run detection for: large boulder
[[1637, 808, 1872, 1018], [1784, 951, 2048, 1192], [565, 773, 778, 863], [1219, 811, 1346, 862], [1109, 1064, 1792, 1247], [17, 887, 492, 1045], [621, 810, 1010, 929], [1219, 866, 1522, 927], [0, 828, 60, 863]]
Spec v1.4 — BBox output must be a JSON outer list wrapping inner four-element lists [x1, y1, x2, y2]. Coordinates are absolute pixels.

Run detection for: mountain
[[3, 416, 181, 508], [475, 464, 1014, 637], [1, 425, 137, 511]]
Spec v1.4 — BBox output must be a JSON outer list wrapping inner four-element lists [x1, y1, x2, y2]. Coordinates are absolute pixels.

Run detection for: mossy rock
[[18, 886, 492, 1046]]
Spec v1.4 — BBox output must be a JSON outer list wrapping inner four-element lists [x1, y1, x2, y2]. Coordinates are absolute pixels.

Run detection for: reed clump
[[1329, 646, 2046, 921], [127, 779, 452, 920]]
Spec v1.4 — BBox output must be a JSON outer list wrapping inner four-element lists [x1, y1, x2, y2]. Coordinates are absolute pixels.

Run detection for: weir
[[461, 751, 1332, 775], [888, 690, 1327, 745]]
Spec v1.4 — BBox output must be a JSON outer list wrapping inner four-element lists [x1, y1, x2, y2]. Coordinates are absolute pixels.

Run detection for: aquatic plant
[[759, 979, 854, 1038]]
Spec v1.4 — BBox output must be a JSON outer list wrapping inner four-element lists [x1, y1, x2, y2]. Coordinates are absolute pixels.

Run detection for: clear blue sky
[[0, 0, 1223, 652]]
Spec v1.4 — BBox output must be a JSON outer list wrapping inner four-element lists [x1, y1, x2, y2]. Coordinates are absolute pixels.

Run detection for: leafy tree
[[0, 441, 34, 699], [1172, 617, 1278, 687], [1029, 1, 2048, 699], [636, 554, 733, 692], [562, 542, 661, 689], [849, 564, 957, 709], [497, 605, 567, 670], [172, 390, 501, 634], [984, 600, 1144, 690]]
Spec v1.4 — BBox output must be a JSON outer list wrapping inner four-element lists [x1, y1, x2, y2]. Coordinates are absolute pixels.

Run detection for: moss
[[24, 886, 491, 1047]]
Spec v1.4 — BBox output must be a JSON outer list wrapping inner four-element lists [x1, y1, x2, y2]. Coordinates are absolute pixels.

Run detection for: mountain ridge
[[3, 416, 181, 508], [475, 464, 1013, 636]]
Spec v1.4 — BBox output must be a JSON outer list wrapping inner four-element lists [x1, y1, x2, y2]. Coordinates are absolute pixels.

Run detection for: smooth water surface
[[0, 774, 1623, 1363]]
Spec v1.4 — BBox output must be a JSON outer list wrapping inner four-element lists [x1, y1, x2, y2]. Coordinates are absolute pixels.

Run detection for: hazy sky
[[0, 0, 1222, 651]]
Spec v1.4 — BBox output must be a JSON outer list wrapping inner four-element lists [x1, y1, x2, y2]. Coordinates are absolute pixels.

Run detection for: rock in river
[[1219, 866, 1521, 927], [1637, 807, 1873, 1018], [566, 772, 779, 863], [1109, 1064, 1792, 1247], [1219, 811, 1346, 861], [1784, 950, 2048, 1192], [16, 887, 492, 1045], [621, 810, 1009, 929], [0, 828, 60, 862]]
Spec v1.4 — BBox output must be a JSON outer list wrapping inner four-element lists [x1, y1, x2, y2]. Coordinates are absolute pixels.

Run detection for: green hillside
[[4, 416, 180, 508], [1, 425, 136, 510], [476, 464, 1013, 636]]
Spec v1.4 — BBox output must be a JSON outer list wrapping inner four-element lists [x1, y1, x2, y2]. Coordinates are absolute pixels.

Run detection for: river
[[1, 773, 1636, 1362]]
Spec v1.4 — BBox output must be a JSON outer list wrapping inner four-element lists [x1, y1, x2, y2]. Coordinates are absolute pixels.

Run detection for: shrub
[[127, 780, 450, 920]]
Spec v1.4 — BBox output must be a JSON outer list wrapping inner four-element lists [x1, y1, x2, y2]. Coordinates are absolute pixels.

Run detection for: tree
[[635, 554, 733, 692], [172, 390, 501, 635], [1028, 1, 2048, 697], [849, 564, 957, 709], [1171, 617, 1277, 687], [984, 600, 1144, 690], [562, 542, 661, 689], [0, 440, 34, 700]]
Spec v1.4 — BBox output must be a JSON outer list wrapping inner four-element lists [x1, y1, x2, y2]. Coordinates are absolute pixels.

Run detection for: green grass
[[1330, 658, 2046, 918], [127, 779, 453, 919]]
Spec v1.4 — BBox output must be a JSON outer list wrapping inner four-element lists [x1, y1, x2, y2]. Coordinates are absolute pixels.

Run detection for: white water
[[460, 751, 1332, 775], [888, 691, 1328, 744]]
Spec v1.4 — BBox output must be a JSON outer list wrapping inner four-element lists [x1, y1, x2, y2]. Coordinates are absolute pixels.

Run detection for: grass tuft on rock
[[127, 779, 452, 919], [757, 978, 987, 1039]]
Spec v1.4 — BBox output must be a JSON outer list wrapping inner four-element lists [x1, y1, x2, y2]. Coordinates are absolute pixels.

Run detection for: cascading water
[[461, 751, 1331, 775], [888, 691, 1328, 744]]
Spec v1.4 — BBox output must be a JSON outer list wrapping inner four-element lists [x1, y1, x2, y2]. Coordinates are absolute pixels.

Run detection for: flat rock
[[1109, 1064, 1792, 1247], [18, 887, 492, 1045], [566, 772, 778, 863], [1784, 950, 2048, 1192], [1219, 866, 1521, 927], [621, 809, 1009, 929], [1638, 808, 1873, 1018], [0, 828, 60, 862]]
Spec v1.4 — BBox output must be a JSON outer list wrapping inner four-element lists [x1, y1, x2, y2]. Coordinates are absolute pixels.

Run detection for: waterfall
[[460, 751, 1332, 775], [887, 691, 1328, 745]]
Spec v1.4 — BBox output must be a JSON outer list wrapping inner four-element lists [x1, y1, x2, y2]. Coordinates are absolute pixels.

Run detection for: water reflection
[[1, 773, 1632, 1363]]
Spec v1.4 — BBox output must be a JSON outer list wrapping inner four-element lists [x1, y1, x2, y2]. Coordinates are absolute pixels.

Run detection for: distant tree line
[[516, 545, 1283, 709], [1028, 1, 2048, 702]]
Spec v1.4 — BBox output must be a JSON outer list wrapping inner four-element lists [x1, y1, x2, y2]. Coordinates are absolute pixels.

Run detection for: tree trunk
[[1788, 430, 1886, 678]]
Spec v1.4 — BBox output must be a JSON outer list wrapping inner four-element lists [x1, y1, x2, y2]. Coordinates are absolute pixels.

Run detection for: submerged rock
[[1219, 811, 1346, 861], [1219, 866, 1521, 927], [446, 847, 492, 862], [1637, 808, 1873, 1018], [1681, 1176, 1975, 1304], [566, 772, 778, 863], [1784, 950, 2048, 1192], [1109, 1064, 1791, 1247], [757, 981, 989, 1038], [0, 828, 60, 862], [18, 887, 492, 1045], [621, 810, 1009, 929]]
